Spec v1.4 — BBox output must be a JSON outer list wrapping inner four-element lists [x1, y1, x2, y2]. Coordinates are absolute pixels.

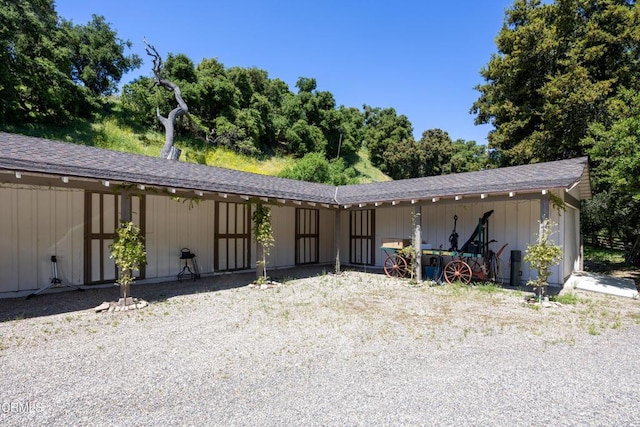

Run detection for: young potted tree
[[252, 204, 274, 285], [109, 221, 147, 306], [524, 218, 563, 302]]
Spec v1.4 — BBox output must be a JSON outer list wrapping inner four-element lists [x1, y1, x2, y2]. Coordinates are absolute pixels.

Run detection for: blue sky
[[55, 0, 514, 144]]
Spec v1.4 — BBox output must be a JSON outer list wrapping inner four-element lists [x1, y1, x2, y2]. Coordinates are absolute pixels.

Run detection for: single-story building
[[0, 131, 591, 297]]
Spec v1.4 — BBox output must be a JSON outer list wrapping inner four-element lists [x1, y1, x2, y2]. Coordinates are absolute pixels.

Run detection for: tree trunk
[[145, 39, 188, 161], [119, 268, 131, 306]]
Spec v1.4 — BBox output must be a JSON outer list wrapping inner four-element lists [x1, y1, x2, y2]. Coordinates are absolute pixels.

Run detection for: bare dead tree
[[144, 38, 188, 160]]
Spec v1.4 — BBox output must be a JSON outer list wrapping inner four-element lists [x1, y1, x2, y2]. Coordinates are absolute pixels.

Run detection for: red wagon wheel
[[443, 259, 472, 284], [383, 253, 409, 278]]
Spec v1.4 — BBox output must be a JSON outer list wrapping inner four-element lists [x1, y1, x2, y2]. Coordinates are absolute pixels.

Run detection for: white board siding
[[0, 185, 84, 293], [145, 196, 215, 279], [267, 206, 335, 268], [375, 206, 414, 267], [418, 199, 570, 285], [318, 209, 335, 264], [562, 203, 581, 281], [269, 205, 296, 268]]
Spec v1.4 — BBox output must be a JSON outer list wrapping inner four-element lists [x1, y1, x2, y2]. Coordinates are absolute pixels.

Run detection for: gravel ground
[[1, 268, 640, 426]]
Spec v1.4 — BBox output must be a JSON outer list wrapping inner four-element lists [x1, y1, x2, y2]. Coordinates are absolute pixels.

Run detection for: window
[[349, 209, 375, 265], [295, 208, 319, 265], [215, 202, 251, 271]]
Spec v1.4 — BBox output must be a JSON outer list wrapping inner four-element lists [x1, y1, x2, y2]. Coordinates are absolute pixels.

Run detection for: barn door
[[215, 202, 251, 271], [84, 192, 145, 284], [295, 208, 319, 265], [349, 209, 375, 265]]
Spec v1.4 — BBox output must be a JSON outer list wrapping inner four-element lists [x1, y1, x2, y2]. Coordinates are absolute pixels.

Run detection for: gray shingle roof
[[0, 132, 591, 205], [336, 157, 591, 204], [0, 132, 337, 203]]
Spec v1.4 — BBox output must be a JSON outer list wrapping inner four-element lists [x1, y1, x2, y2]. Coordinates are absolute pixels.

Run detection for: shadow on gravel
[[0, 265, 337, 323], [0, 264, 549, 323]]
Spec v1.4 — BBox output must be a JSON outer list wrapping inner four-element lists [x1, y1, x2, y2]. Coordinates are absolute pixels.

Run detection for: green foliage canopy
[[472, 0, 640, 166], [63, 14, 142, 96], [278, 152, 357, 185], [524, 219, 563, 298], [109, 221, 147, 299], [0, 1, 140, 124], [252, 204, 274, 283]]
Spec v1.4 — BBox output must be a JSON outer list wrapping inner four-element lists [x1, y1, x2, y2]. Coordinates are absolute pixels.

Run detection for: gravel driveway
[[1, 269, 640, 426]]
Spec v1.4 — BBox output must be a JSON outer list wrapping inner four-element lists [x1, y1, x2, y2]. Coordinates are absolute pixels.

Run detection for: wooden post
[[414, 206, 422, 283], [540, 193, 550, 222], [120, 190, 132, 223], [255, 242, 263, 279], [334, 210, 341, 274], [119, 191, 132, 299]]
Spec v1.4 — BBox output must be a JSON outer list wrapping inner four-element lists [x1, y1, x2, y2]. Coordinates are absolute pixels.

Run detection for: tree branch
[[144, 38, 188, 160]]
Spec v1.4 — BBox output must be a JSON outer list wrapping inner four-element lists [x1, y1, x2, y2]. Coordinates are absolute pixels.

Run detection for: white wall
[[268, 205, 336, 268], [419, 198, 571, 285], [269, 205, 295, 268], [562, 203, 581, 281], [0, 184, 581, 295], [0, 184, 84, 293], [146, 200, 337, 279], [318, 209, 336, 264], [374, 205, 414, 267], [145, 195, 216, 279]]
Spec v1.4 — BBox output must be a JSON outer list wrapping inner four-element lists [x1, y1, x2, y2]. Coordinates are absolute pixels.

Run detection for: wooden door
[[84, 192, 145, 284], [349, 209, 375, 265], [214, 202, 251, 271], [295, 208, 319, 265]]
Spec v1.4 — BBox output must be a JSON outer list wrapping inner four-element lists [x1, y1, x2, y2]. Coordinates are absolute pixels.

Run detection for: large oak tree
[[472, 0, 640, 166]]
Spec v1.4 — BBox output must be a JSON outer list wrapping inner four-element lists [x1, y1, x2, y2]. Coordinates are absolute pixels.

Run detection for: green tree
[[416, 129, 453, 176], [252, 204, 274, 284], [472, 0, 640, 166], [63, 14, 141, 96], [0, 0, 86, 123], [583, 88, 640, 262], [524, 219, 563, 301], [449, 139, 490, 173], [278, 152, 356, 185], [363, 105, 414, 172], [328, 106, 365, 159], [109, 221, 147, 304], [584, 88, 640, 200], [381, 138, 420, 180], [121, 76, 159, 126]]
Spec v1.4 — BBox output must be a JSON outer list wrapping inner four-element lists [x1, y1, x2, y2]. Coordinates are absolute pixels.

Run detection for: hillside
[[1, 108, 390, 184]]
